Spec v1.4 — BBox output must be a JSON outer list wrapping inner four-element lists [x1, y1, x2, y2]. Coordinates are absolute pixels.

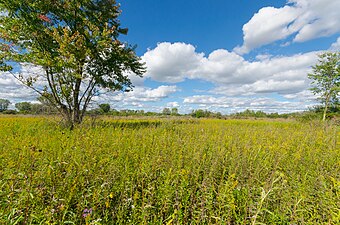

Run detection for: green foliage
[[99, 103, 111, 114], [1, 109, 17, 114], [190, 109, 222, 118], [308, 52, 340, 120], [162, 108, 180, 116], [162, 107, 171, 115], [1, 117, 338, 224], [191, 109, 209, 118], [231, 109, 285, 119], [171, 107, 179, 116], [86, 108, 149, 117], [14, 100, 58, 115], [0, 98, 10, 112], [0, 0, 145, 126], [15, 102, 32, 113]]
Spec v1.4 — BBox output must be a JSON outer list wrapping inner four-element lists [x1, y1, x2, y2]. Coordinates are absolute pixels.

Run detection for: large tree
[[0, 0, 145, 127], [308, 52, 340, 121]]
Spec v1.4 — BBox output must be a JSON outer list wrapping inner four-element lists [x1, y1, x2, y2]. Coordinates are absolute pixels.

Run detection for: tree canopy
[[99, 103, 110, 113], [0, 98, 10, 112], [0, 0, 145, 127], [15, 102, 32, 112], [308, 52, 340, 120]]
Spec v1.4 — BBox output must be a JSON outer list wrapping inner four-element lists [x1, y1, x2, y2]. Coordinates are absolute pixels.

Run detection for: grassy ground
[[0, 117, 339, 224]]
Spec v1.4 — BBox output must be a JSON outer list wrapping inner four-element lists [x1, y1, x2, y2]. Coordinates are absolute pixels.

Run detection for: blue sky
[[119, 0, 287, 55], [1, 0, 340, 113]]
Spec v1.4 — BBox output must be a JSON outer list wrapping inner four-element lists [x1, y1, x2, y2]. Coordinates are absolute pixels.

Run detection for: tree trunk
[[72, 77, 82, 125], [73, 107, 82, 124], [323, 94, 330, 121], [322, 105, 328, 121], [60, 105, 74, 129]]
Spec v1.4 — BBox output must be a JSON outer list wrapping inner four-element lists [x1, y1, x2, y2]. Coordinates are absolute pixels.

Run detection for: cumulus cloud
[[0, 61, 177, 103], [142, 42, 204, 83], [91, 85, 178, 110], [252, 79, 305, 93], [330, 37, 340, 51], [183, 95, 314, 113], [105, 85, 178, 103], [1, 40, 323, 112], [234, 0, 340, 54], [127, 72, 145, 87], [142, 42, 319, 97], [167, 101, 179, 108], [282, 90, 317, 101], [0, 71, 36, 102]]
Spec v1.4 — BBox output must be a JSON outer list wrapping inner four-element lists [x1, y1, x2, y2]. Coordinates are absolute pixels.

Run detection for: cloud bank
[[142, 42, 319, 97], [1, 40, 334, 112]]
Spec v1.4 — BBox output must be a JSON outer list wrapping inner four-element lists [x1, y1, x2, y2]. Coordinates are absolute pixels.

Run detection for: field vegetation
[[0, 116, 339, 224]]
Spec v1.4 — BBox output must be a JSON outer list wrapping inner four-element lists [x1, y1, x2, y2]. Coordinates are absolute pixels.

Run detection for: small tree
[[162, 108, 171, 115], [15, 102, 32, 113], [0, 0, 145, 128], [308, 52, 340, 121], [0, 99, 10, 112], [99, 103, 111, 113], [191, 109, 211, 118], [171, 107, 179, 116]]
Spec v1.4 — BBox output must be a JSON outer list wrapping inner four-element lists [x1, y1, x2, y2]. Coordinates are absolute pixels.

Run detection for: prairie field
[[0, 116, 339, 224]]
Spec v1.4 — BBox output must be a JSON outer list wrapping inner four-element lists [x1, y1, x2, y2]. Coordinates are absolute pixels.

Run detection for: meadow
[[0, 116, 339, 224]]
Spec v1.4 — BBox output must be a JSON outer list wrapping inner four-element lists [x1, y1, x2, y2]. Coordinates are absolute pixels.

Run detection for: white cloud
[[0, 71, 37, 102], [330, 37, 340, 51], [127, 72, 145, 87], [234, 5, 301, 54], [1, 41, 322, 113], [255, 54, 273, 61], [0, 73, 17, 86], [167, 101, 179, 108], [142, 42, 204, 83], [137, 41, 324, 113], [183, 95, 314, 113], [89, 85, 178, 110], [282, 90, 317, 101], [3, 35, 334, 113], [142, 42, 319, 97], [0, 66, 178, 108], [234, 0, 340, 54], [245, 79, 306, 94], [106, 85, 178, 103]]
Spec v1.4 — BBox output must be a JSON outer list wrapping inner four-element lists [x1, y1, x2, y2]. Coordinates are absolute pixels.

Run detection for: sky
[[1, 0, 340, 114]]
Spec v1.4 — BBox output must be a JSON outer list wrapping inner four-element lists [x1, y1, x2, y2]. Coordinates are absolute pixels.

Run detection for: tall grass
[[0, 117, 339, 224]]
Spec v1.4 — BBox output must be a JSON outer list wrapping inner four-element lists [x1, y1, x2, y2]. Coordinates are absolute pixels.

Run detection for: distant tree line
[[0, 97, 57, 114], [1, 97, 339, 120], [190, 109, 223, 118], [230, 109, 284, 119], [87, 106, 180, 117]]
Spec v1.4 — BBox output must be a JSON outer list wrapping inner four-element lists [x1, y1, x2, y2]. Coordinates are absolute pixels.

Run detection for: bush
[[2, 109, 17, 114]]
